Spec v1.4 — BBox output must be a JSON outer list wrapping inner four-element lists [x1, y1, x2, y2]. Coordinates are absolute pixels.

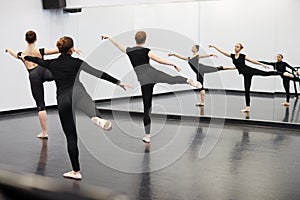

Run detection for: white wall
[[200, 0, 300, 93], [0, 0, 62, 112], [1, 0, 299, 112]]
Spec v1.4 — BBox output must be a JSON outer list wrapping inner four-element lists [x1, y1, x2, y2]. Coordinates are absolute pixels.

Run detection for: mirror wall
[[62, 0, 300, 124]]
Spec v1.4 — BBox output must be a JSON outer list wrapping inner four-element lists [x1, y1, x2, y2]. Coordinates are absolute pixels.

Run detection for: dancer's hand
[[174, 64, 182, 72], [101, 35, 110, 40], [74, 48, 81, 55], [262, 64, 269, 69], [168, 53, 175, 57], [5, 48, 10, 53], [210, 54, 218, 58], [208, 45, 215, 49], [118, 82, 132, 91]]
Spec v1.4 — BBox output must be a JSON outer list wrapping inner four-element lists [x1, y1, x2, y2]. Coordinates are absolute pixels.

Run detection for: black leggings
[[57, 84, 101, 171], [140, 73, 187, 134], [29, 66, 53, 112], [282, 77, 290, 102], [243, 69, 282, 106]]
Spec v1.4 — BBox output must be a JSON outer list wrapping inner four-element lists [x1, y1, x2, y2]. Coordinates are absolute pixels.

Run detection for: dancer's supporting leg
[[282, 77, 290, 106], [29, 70, 48, 138], [141, 84, 155, 143], [57, 90, 81, 180], [242, 75, 253, 112]]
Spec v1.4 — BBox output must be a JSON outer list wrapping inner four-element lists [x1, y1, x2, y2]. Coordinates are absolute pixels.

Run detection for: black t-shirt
[[126, 46, 150, 68], [188, 55, 199, 73], [24, 54, 120, 96], [230, 53, 251, 74]]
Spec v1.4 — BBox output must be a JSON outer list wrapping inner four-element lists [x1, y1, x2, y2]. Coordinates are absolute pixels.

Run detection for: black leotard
[[18, 48, 54, 111], [126, 46, 187, 135]]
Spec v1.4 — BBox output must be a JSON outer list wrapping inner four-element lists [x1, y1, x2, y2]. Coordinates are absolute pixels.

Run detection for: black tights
[[243, 70, 282, 107], [282, 77, 290, 102], [29, 66, 53, 111], [57, 84, 101, 171]]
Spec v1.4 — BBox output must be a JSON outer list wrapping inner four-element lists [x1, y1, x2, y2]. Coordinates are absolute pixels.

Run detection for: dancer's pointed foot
[[283, 72, 294, 79], [63, 171, 82, 180], [241, 107, 250, 113], [187, 79, 202, 89], [281, 102, 290, 106], [143, 134, 151, 143], [91, 117, 112, 131], [195, 103, 205, 107], [37, 132, 48, 139]]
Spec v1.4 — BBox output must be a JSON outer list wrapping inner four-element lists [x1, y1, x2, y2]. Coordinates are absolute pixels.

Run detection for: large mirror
[[62, 0, 300, 125]]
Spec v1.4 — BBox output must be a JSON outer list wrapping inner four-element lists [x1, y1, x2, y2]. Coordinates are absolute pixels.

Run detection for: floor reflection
[[35, 139, 48, 176], [138, 144, 152, 200]]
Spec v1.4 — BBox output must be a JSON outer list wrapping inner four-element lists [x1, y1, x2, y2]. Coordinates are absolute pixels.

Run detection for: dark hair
[[56, 36, 74, 54], [278, 54, 284, 59], [237, 43, 244, 50], [135, 31, 147, 44], [194, 45, 200, 51], [25, 30, 37, 44]]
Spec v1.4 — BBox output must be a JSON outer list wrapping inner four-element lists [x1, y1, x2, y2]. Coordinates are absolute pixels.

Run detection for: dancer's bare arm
[[5, 48, 18, 59], [209, 45, 231, 57], [149, 51, 181, 72], [245, 57, 269, 69], [101, 35, 126, 53], [168, 53, 188, 61]]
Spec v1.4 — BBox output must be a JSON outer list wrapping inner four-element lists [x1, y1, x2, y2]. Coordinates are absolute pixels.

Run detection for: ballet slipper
[[240, 107, 250, 113], [91, 117, 112, 131], [281, 102, 290, 106], [187, 79, 202, 89], [63, 171, 82, 180], [143, 134, 151, 143], [37, 132, 48, 139]]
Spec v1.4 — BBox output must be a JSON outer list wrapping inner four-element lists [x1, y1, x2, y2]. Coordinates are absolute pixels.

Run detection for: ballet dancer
[[20, 36, 130, 180], [168, 45, 235, 106], [209, 43, 297, 112], [259, 54, 296, 106], [5, 30, 62, 139], [101, 31, 202, 143]]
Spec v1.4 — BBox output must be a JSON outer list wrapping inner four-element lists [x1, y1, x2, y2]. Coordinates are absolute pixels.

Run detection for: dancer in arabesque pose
[[102, 31, 202, 143]]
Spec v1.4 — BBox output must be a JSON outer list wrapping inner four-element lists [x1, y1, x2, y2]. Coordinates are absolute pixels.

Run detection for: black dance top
[[188, 55, 199, 74], [259, 61, 294, 72], [126, 46, 151, 68], [230, 53, 253, 74], [24, 54, 120, 96]]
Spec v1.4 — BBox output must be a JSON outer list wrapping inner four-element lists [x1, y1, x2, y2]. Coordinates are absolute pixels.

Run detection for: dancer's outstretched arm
[[149, 51, 181, 72], [259, 61, 276, 70], [101, 35, 126, 53], [209, 45, 231, 57], [198, 54, 218, 59], [245, 57, 269, 69], [168, 53, 188, 61], [5, 48, 18, 59]]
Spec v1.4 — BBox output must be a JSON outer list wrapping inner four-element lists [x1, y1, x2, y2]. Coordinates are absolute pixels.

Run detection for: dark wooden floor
[[0, 109, 300, 200]]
